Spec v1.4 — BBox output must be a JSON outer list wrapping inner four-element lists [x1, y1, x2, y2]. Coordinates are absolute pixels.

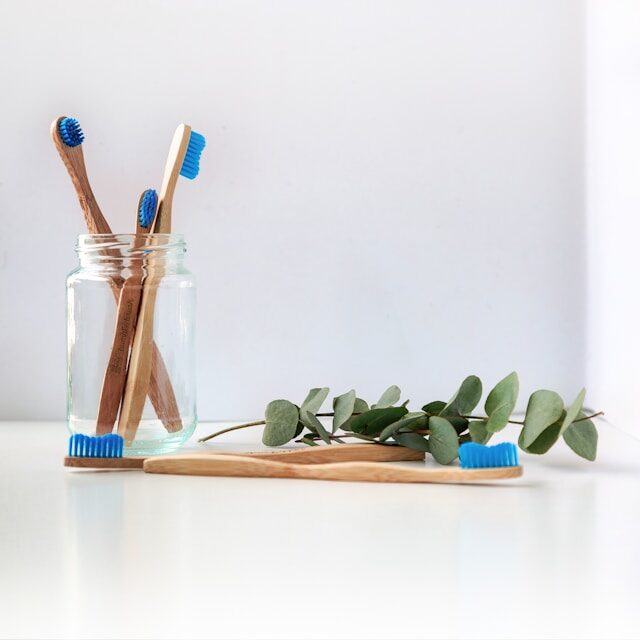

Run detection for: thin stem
[[198, 420, 265, 443], [573, 411, 604, 423]]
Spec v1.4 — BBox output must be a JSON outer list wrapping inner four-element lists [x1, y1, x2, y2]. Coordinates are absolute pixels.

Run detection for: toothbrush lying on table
[[118, 124, 205, 444], [144, 442, 522, 484], [64, 437, 426, 469], [51, 116, 182, 434]]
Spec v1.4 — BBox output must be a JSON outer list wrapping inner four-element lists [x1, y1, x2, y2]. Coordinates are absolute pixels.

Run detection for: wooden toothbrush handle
[[100, 272, 182, 434], [143, 455, 523, 483], [245, 443, 425, 464], [64, 444, 424, 470], [96, 264, 145, 435], [117, 275, 162, 444]]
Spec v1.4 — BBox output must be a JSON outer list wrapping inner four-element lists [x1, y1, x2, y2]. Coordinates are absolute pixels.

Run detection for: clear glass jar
[[67, 234, 197, 455]]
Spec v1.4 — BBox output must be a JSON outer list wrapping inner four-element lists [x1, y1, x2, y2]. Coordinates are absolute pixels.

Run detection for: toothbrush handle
[[143, 455, 523, 483], [64, 444, 425, 469], [246, 443, 426, 463], [117, 263, 164, 444]]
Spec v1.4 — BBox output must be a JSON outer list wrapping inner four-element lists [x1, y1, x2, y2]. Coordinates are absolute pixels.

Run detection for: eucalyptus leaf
[[332, 390, 356, 433], [518, 416, 563, 455], [293, 421, 305, 438], [348, 406, 408, 435], [522, 390, 564, 448], [563, 415, 598, 461], [448, 416, 469, 434], [262, 400, 300, 446], [302, 411, 332, 445], [485, 372, 519, 433], [300, 412, 318, 434], [340, 398, 370, 432], [559, 389, 586, 436], [393, 432, 431, 451], [441, 376, 482, 416], [422, 400, 446, 414], [374, 385, 401, 409], [469, 420, 492, 444], [379, 414, 427, 442], [403, 411, 428, 420], [300, 387, 330, 415], [301, 437, 319, 447], [429, 416, 459, 464]]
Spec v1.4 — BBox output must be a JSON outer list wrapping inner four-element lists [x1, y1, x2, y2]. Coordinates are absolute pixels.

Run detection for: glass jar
[[67, 234, 197, 455]]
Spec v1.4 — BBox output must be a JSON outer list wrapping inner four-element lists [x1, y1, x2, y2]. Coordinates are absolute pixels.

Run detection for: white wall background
[[0, 0, 586, 421], [586, 1, 640, 436]]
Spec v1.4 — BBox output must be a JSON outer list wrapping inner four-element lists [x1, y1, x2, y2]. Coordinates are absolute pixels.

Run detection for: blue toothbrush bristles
[[179, 130, 206, 180], [459, 442, 519, 469], [68, 433, 124, 458], [58, 117, 84, 147], [138, 189, 158, 229]]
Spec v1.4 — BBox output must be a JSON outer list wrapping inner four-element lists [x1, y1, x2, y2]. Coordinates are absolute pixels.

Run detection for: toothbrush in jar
[[95, 190, 160, 435], [118, 124, 205, 444]]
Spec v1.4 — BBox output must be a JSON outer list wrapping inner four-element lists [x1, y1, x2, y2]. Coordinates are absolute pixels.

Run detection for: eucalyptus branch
[[197, 375, 602, 464]]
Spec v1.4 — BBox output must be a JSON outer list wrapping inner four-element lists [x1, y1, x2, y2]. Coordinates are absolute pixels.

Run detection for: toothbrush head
[[68, 433, 124, 458], [458, 442, 519, 469], [58, 117, 84, 147], [138, 189, 158, 229], [179, 130, 206, 180]]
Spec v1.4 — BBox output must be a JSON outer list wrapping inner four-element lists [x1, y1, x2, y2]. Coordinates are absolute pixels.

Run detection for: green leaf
[[301, 437, 318, 447], [393, 432, 431, 451], [428, 416, 459, 464], [379, 414, 427, 442], [302, 411, 332, 445], [448, 416, 469, 434], [563, 415, 598, 461], [300, 387, 329, 415], [332, 390, 356, 433], [348, 407, 408, 435], [469, 420, 492, 444], [485, 372, 519, 433], [559, 388, 586, 436], [293, 421, 305, 438], [262, 400, 300, 446], [339, 397, 369, 433], [522, 390, 564, 448], [422, 400, 446, 414], [374, 385, 401, 409], [441, 376, 482, 416], [518, 414, 563, 454]]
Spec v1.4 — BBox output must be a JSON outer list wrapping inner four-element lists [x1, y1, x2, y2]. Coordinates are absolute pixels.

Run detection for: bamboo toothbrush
[[64, 436, 426, 469], [51, 116, 183, 434], [50, 117, 111, 234], [95, 190, 161, 435], [118, 124, 205, 444], [143, 443, 523, 484]]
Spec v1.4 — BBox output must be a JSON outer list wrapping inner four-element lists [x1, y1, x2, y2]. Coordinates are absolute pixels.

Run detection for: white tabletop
[[1, 421, 639, 640]]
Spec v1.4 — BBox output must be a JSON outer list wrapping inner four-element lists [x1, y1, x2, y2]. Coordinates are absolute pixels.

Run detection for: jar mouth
[[76, 233, 186, 262]]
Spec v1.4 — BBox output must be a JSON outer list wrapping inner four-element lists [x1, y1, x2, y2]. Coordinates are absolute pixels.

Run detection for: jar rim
[[75, 233, 186, 257], [77, 233, 185, 241]]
